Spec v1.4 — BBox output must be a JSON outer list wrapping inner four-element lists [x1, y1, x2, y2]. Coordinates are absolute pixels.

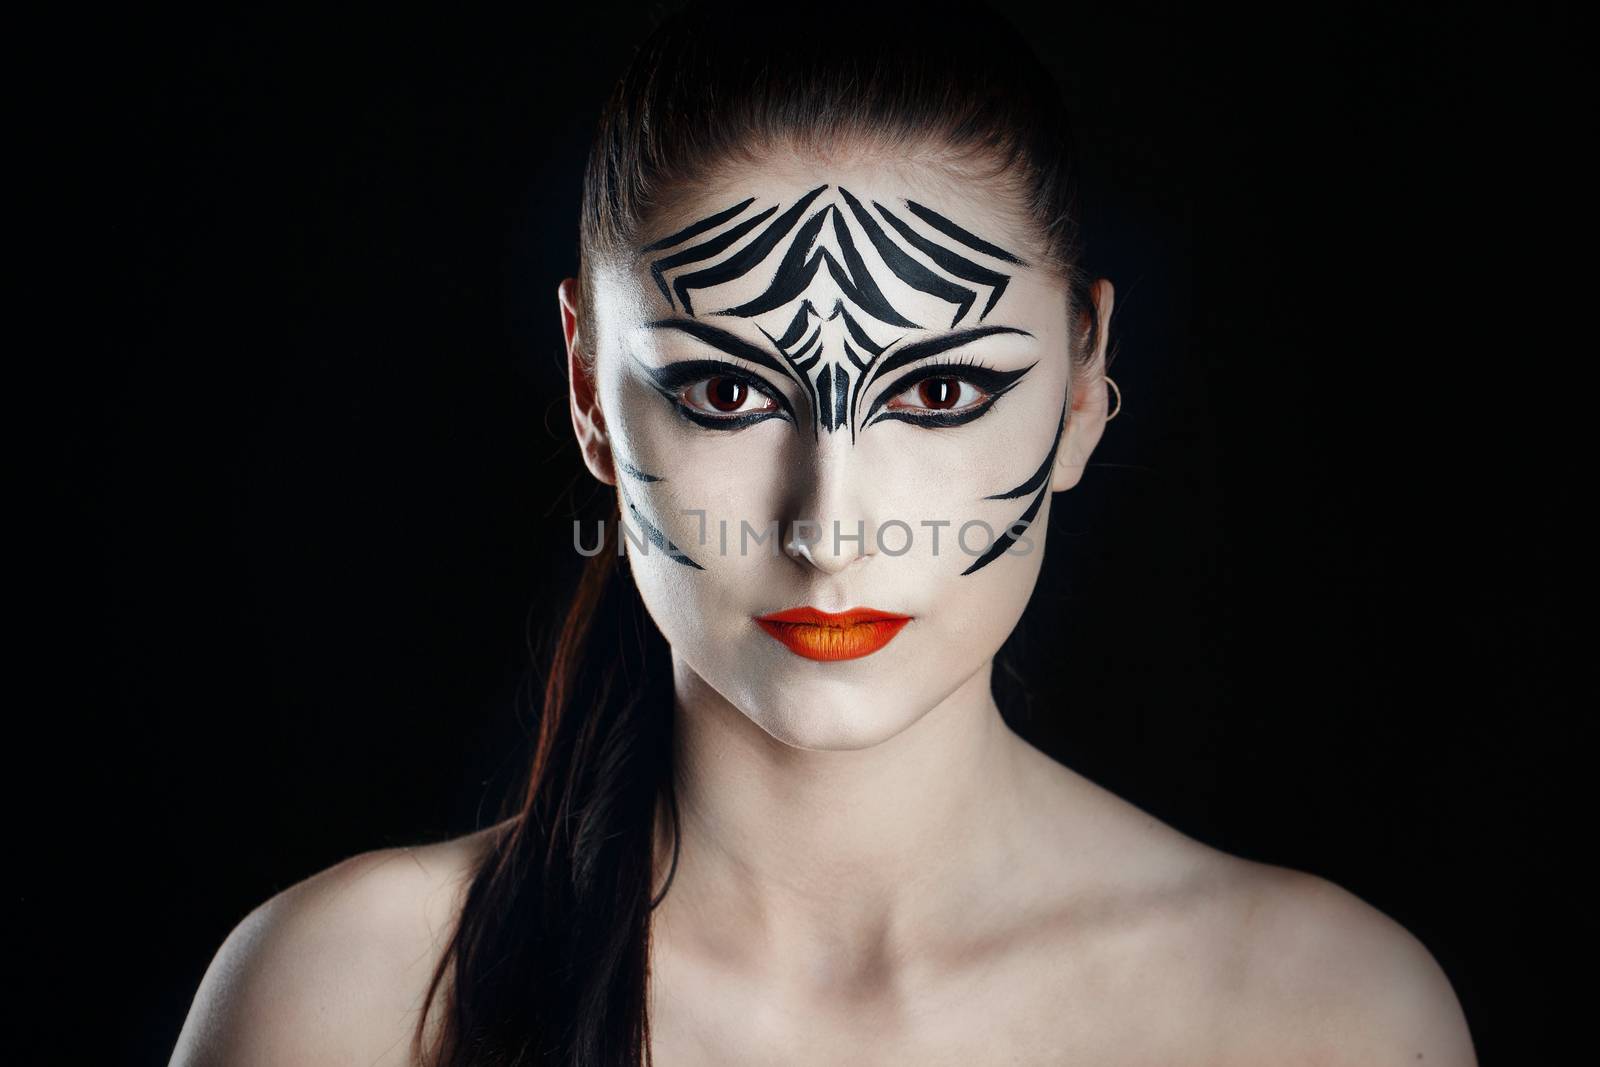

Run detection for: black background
[[31, 2, 1582, 1062]]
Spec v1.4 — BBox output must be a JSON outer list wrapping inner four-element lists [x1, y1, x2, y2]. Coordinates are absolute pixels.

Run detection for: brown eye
[[889, 376, 982, 414], [918, 378, 961, 410], [680, 374, 778, 419], [706, 376, 746, 412], [870, 357, 1036, 429]]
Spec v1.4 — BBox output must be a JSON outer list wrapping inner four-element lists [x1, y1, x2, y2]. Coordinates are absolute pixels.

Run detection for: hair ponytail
[[417, 498, 678, 1065]]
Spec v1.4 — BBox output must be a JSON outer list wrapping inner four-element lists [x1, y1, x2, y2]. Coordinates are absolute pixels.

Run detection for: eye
[[640, 359, 793, 431], [864, 359, 1038, 430], [681, 375, 780, 418], [885, 376, 986, 414]]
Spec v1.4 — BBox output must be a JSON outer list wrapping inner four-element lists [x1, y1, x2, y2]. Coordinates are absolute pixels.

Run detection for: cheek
[[855, 425, 1019, 529], [600, 365, 1061, 748], [856, 370, 1067, 548], [602, 377, 792, 647], [608, 376, 794, 552]]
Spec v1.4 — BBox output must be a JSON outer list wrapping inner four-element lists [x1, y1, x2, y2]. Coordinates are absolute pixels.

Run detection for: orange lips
[[753, 606, 913, 661]]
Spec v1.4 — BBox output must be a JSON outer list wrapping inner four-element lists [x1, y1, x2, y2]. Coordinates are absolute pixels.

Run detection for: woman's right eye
[[680, 375, 780, 418], [639, 358, 792, 430]]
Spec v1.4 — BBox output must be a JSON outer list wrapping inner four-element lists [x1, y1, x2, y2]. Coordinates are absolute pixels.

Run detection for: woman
[[171, 1, 1477, 1063]]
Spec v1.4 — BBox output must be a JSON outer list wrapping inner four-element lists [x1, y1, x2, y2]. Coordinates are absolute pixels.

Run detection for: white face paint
[[582, 153, 1091, 752]]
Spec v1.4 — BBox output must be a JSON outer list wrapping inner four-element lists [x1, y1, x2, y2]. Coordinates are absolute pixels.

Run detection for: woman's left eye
[[884, 376, 987, 414], [864, 359, 1037, 429]]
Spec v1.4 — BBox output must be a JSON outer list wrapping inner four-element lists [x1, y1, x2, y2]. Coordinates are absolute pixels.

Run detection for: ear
[[1052, 278, 1116, 493], [560, 276, 617, 486]]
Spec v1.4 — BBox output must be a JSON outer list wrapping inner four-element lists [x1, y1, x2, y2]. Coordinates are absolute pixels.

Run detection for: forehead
[[646, 152, 1037, 263], [602, 154, 1058, 348]]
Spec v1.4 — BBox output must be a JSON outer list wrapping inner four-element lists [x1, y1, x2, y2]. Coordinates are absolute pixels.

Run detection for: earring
[[1104, 375, 1122, 422]]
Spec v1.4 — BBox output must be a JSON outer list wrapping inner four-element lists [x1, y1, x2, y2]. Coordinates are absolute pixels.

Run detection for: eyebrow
[[646, 317, 1036, 433], [644, 317, 803, 387], [628, 348, 799, 422], [864, 324, 1034, 389]]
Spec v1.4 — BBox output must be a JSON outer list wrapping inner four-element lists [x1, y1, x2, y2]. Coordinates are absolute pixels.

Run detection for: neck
[[651, 649, 1043, 995]]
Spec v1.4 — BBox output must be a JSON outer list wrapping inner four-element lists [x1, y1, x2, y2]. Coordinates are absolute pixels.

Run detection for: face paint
[[641, 184, 1041, 446], [630, 183, 1063, 576], [583, 159, 1083, 750]]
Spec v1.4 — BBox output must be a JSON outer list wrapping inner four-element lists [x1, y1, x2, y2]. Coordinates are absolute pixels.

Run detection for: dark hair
[[417, 1, 1102, 1062]]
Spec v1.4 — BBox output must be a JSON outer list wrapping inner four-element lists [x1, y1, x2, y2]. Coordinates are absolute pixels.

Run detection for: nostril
[[782, 531, 873, 574]]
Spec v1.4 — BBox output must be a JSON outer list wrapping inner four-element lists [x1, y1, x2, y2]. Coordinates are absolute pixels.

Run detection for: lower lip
[[753, 608, 913, 661]]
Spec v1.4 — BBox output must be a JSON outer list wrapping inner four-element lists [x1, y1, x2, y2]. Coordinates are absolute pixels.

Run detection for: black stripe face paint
[[612, 456, 706, 568], [641, 185, 1038, 444], [633, 184, 1066, 576]]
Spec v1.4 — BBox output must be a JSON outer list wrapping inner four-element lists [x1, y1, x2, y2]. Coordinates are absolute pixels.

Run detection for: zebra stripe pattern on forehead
[[642, 185, 1029, 440], [633, 185, 1054, 578], [645, 185, 1028, 329]]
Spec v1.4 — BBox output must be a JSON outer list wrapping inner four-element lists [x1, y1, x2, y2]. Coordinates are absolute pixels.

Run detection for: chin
[[734, 673, 935, 752]]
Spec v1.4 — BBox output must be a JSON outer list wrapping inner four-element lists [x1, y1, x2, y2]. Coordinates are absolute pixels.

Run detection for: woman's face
[[569, 151, 1108, 751]]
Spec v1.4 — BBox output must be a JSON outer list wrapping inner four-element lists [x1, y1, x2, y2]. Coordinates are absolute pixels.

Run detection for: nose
[[781, 437, 877, 576]]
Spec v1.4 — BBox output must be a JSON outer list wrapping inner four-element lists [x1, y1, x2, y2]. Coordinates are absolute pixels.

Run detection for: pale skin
[[171, 145, 1478, 1066]]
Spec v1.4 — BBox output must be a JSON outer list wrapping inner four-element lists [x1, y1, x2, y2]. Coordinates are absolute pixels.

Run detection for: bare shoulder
[[169, 821, 506, 1067], [1014, 746, 1476, 1065], [1211, 860, 1479, 1066]]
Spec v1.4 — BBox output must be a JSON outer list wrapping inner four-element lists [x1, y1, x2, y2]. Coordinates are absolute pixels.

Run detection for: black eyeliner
[[636, 356, 795, 429], [862, 359, 1038, 426]]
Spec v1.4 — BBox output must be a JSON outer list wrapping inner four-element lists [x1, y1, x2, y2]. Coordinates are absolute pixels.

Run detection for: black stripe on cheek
[[960, 480, 1046, 576], [985, 398, 1067, 500], [618, 480, 704, 570], [960, 397, 1067, 576], [619, 459, 664, 483]]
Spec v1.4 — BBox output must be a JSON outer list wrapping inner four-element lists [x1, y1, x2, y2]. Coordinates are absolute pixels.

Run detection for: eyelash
[[650, 355, 1033, 433], [866, 357, 1033, 429], [651, 359, 792, 430]]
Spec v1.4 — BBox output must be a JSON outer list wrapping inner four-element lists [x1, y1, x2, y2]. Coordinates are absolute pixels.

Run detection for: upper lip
[[753, 606, 912, 626]]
